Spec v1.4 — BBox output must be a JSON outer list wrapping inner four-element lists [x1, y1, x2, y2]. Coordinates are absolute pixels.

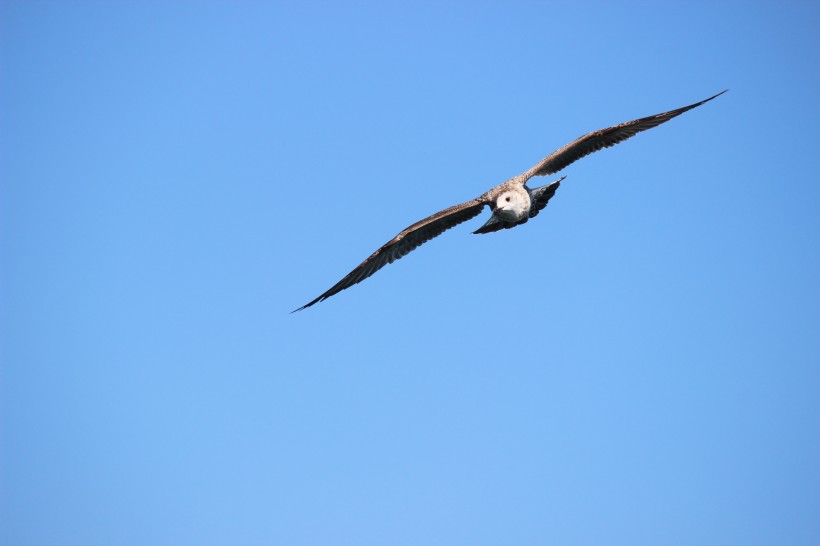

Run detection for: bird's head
[[494, 190, 527, 220]]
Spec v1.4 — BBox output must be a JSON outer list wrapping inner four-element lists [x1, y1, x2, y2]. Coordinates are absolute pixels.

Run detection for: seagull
[[294, 90, 727, 312]]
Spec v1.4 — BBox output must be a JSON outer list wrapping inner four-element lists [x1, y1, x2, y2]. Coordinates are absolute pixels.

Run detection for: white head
[[494, 190, 529, 220]]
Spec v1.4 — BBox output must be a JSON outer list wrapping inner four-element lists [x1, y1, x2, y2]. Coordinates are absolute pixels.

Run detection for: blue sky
[[2, 1, 819, 545]]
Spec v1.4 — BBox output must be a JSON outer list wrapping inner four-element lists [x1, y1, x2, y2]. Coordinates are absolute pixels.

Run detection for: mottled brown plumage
[[294, 90, 726, 311]]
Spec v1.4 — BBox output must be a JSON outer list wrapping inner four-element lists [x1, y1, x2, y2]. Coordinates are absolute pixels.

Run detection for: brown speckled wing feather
[[522, 90, 727, 180], [294, 199, 487, 311]]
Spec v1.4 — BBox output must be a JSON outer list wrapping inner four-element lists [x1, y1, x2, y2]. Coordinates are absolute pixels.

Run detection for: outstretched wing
[[294, 199, 487, 311], [522, 90, 727, 180], [473, 176, 565, 235]]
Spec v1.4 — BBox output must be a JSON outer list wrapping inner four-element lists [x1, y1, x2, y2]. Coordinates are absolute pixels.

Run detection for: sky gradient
[[2, 2, 820, 545]]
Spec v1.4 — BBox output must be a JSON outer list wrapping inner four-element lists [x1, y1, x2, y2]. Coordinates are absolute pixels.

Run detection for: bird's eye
[[505, 197, 511, 202]]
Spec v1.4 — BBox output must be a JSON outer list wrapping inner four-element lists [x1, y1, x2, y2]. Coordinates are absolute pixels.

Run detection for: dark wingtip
[[290, 298, 320, 313], [703, 89, 729, 104]]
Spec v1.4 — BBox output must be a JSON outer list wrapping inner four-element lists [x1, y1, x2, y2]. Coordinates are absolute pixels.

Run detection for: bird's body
[[294, 90, 727, 311]]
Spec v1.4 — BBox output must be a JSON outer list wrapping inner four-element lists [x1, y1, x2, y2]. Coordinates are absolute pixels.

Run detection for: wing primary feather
[[292, 199, 486, 311], [523, 90, 728, 180]]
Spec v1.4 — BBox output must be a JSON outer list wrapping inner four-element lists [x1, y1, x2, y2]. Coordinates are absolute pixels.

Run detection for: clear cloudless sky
[[2, 1, 819, 545]]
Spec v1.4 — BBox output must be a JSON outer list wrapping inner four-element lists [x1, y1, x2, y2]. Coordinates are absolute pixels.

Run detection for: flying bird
[[294, 90, 727, 311]]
